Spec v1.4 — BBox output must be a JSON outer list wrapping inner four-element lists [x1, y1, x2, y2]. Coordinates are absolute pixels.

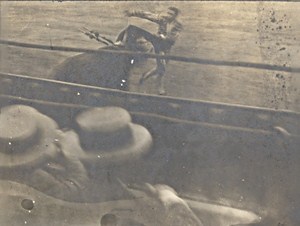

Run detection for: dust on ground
[[0, 1, 299, 111]]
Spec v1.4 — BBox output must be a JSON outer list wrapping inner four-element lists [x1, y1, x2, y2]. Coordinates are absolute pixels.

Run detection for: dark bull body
[[52, 45, 140, 91]]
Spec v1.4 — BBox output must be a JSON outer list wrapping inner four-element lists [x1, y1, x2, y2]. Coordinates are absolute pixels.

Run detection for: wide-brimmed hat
[[63, 106, 152, 164], [0, 105, 59, 170]]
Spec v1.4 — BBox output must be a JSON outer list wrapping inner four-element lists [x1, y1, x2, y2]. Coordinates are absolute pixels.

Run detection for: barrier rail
[[1, 39, 300, 73], [1, 72, 299, 136]]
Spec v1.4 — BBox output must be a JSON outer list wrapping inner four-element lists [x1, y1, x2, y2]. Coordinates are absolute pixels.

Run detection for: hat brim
[[63, 123, 152, 165], [0, 106, 59, 169]]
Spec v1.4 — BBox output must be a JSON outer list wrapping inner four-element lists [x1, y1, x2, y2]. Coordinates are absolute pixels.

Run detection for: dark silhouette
[[52, 45, 138, 91]]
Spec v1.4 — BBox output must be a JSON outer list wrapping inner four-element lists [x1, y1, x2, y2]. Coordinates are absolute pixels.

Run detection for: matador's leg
[[156, 53, 167, 95], [139, 66, 158, 84]]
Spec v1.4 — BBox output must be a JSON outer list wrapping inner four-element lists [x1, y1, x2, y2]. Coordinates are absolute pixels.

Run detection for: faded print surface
[[0, 1, 300, 226]]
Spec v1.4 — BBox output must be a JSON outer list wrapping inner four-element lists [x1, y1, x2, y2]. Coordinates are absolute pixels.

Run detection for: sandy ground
[[0, 1, 299, 112]]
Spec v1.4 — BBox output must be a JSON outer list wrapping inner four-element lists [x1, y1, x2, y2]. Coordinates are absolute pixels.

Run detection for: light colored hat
[[0, 105, 59, 169], [65, 107, 152, 164]]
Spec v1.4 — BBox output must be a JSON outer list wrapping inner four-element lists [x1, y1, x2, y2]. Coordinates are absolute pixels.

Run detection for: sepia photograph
[[0, 1, 299, 225]]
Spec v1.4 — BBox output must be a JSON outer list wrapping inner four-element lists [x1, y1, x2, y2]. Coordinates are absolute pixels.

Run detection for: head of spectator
[[0, 105, 59, 171]]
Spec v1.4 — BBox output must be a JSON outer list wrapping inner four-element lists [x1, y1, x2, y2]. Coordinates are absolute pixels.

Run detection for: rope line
[[1, 39, 300, 73]]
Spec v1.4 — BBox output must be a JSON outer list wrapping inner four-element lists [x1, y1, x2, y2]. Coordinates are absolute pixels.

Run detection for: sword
[[79, 27, 115, 46]]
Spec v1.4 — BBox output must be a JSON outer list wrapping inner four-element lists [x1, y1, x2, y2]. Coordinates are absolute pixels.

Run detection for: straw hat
[[65, 106, 152, 164], [0, 105, 59, 170]]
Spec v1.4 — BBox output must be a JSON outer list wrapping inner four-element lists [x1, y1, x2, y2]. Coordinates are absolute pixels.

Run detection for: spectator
[[0, 105, 88, 201]]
